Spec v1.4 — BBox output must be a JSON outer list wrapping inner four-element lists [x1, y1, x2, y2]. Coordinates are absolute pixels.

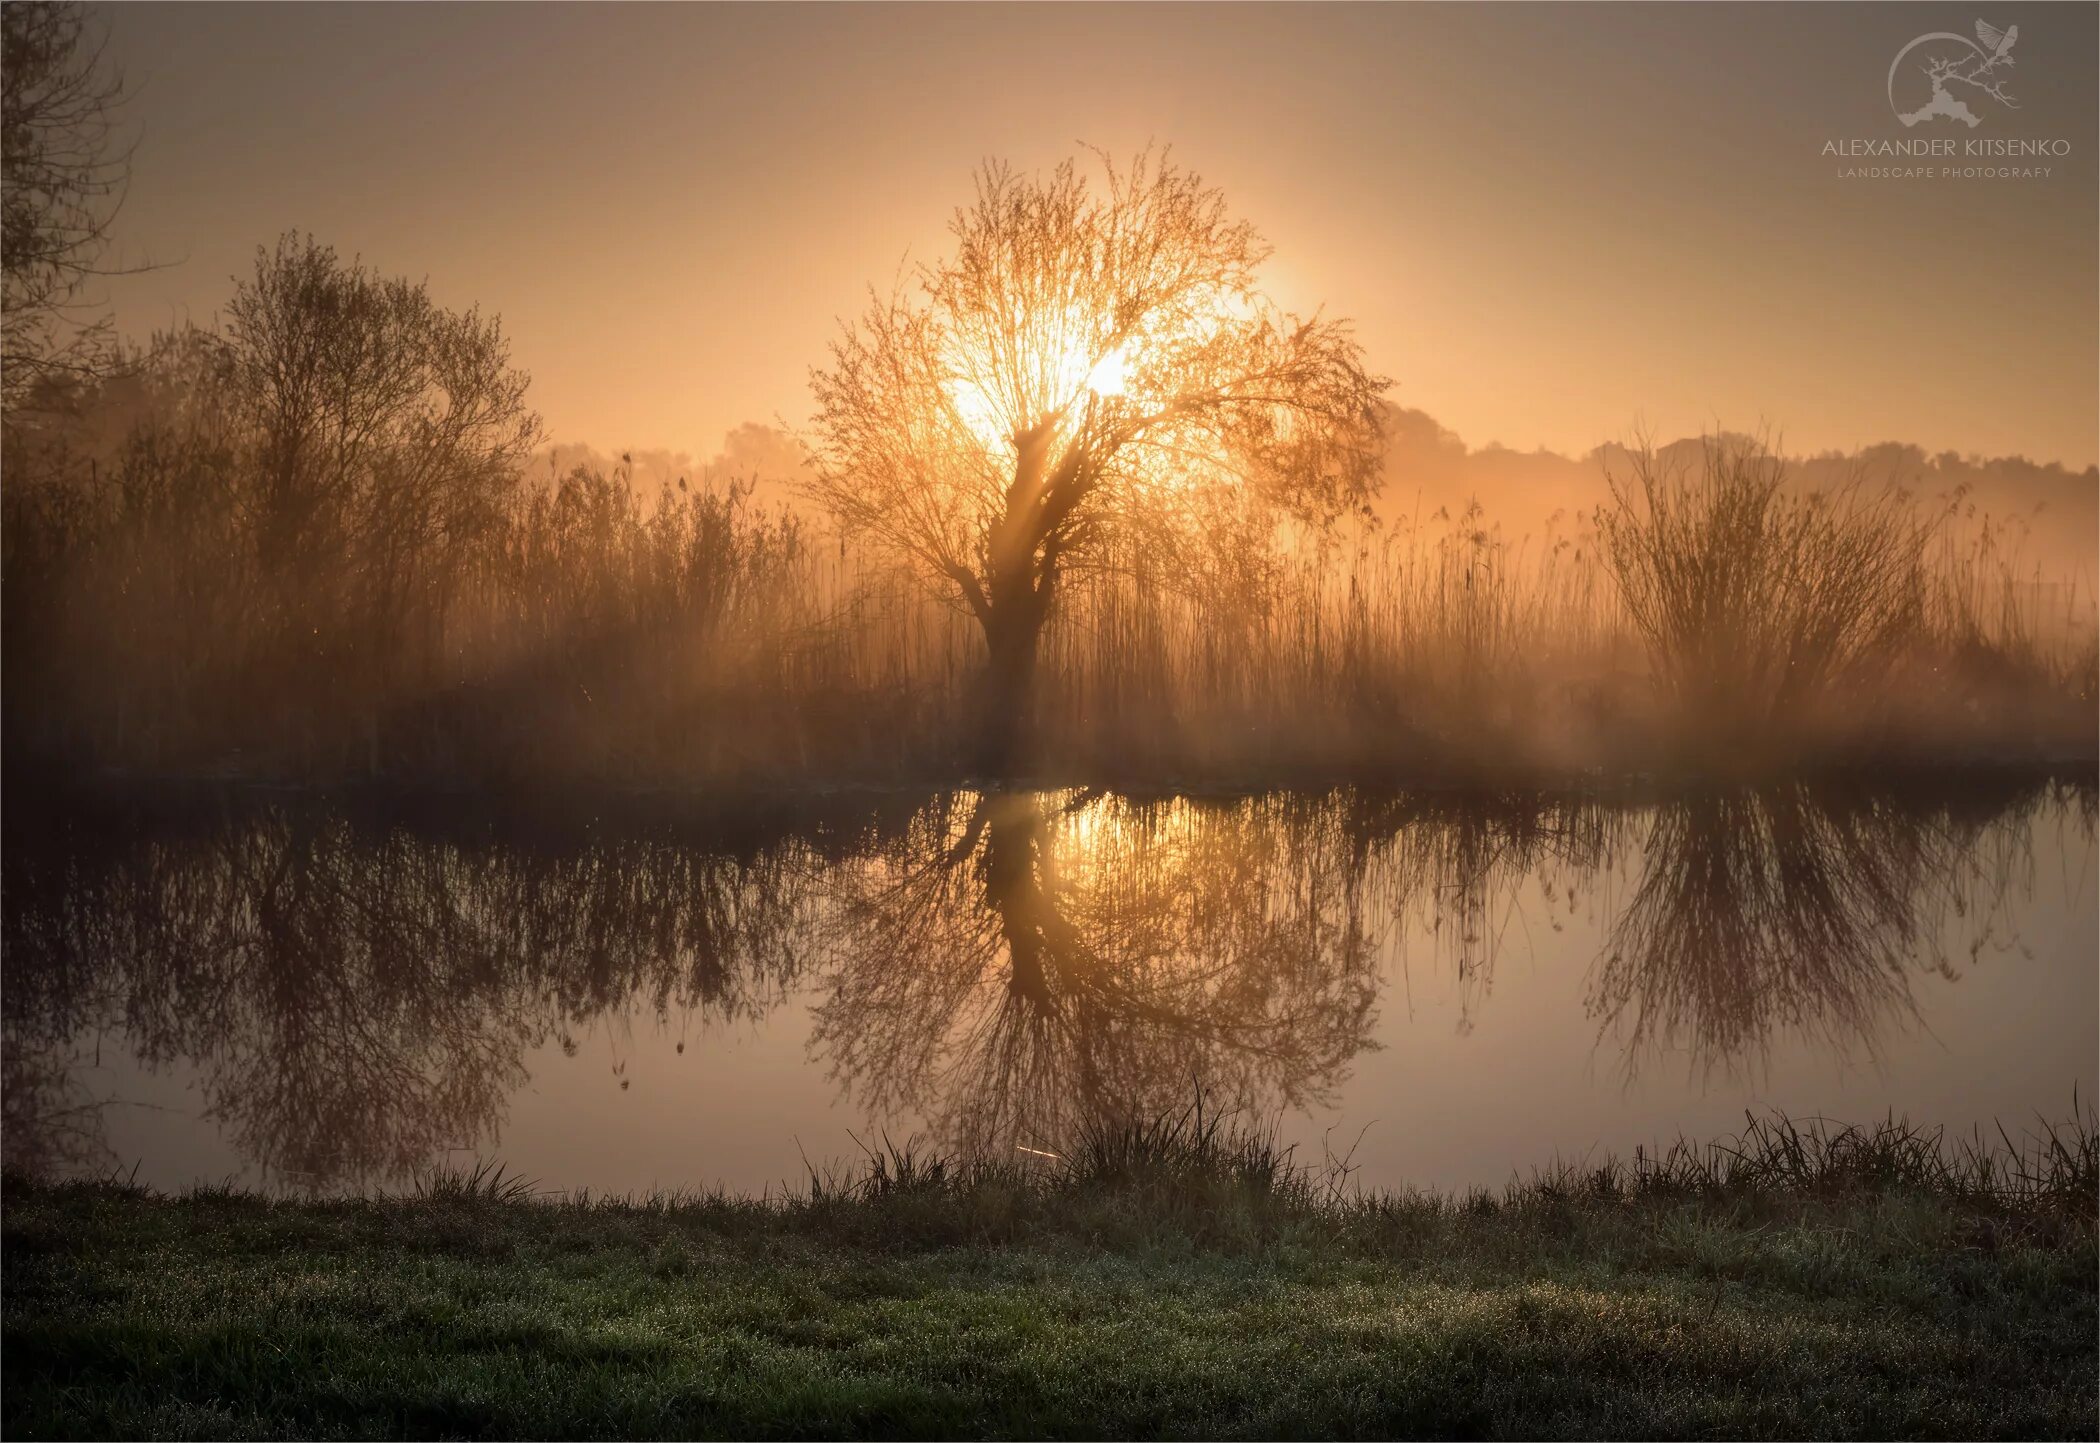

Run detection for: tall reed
[[4, 386, 2089, 787]]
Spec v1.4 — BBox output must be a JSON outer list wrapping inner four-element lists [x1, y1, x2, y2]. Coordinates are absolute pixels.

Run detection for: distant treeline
[[3, 238, 2093, 790]]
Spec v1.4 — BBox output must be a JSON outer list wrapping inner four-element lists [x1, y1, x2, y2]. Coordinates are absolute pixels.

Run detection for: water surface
[[5, 782, 2092, 1195]]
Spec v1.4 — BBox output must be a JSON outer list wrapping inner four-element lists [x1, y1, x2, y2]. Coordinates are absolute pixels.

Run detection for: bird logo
[[1973, 19, 2018, 64]]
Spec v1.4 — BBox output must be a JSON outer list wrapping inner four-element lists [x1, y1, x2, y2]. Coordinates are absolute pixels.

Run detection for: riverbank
[[4, 1112, 2093, 1440]]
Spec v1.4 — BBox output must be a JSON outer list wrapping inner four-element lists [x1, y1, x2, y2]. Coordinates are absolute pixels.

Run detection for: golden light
[[945, 332, 1135, 453], [939, 282, 1250, 457]]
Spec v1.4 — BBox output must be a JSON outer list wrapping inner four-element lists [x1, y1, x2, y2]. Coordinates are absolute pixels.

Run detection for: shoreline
[[8, 754, 2095, 831]]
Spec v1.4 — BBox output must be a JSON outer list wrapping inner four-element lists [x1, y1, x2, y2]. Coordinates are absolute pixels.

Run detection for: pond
[[4, 781, 2093, 1196]]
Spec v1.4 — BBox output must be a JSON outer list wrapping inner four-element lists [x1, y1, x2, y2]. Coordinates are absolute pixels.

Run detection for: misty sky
[[92, 2, 2099, 468]]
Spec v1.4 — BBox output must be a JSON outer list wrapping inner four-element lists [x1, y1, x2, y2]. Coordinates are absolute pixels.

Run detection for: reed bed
[[34, 1096, 2097, 1244], [4, 383, 2091, 789], [846, 1099, 2099, 1235]]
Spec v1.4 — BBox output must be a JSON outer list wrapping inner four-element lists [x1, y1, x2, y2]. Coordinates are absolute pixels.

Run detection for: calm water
[[4, 782, 2093, 1196]]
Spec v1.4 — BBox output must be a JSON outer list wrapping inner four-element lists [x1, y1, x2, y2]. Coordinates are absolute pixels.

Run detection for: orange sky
[[95, 2, 2099, 468]]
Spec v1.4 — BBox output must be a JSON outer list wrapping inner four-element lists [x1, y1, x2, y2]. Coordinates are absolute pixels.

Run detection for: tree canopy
[[805, 150, 1386, 766]]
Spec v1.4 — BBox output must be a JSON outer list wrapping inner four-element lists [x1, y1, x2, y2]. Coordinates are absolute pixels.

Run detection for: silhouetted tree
[[225, 233, 541, 592], [807, 150, 1386, 772], [1, 1, 131, 414], [1596, 432, 1933, 766], [219, 234, 542, 741]]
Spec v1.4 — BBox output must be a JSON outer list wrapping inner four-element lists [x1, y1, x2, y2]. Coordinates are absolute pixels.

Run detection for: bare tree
[[225, 234, 541, 576], [806, 150, 1386, 771], [219, 232, 541, 717], [1, 1, 132, 411]]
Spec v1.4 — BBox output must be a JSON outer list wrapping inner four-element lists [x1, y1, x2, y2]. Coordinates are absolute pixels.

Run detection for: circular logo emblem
[[1887, 21, 2019, 128]]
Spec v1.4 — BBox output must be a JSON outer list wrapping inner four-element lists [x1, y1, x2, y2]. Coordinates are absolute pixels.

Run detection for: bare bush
[[1598, 432, 1935, 764]]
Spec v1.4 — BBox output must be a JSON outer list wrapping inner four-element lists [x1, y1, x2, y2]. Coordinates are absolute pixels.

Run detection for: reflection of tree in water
[[1, 1045, 118, 1178], [5, 781, 2083, 1185], [1589, 784, 2081, 1077], [1, 802, 815, 1185], [811, 790, 1382, 1156]]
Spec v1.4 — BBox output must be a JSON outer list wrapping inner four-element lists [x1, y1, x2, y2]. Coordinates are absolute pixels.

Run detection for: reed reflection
[[1341, 792, 1626, 1032]]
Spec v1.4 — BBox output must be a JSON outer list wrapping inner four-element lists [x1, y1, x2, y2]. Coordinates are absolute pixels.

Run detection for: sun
[[1083, 341, 1130, 398], [945, 332, 1136, 453]]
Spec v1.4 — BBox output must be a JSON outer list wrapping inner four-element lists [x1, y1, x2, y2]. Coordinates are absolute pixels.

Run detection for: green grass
[[4, 1110, 2095, 1440]]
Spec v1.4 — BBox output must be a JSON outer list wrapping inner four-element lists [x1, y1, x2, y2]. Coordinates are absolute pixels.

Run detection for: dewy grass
[[5, 1105, 2094, 1439]]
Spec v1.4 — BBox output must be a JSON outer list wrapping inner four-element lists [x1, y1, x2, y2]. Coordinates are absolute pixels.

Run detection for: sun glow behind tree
[[808, 149, 1386, 772]]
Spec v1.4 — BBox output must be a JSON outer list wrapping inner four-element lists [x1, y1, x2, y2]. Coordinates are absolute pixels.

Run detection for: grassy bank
[[4, 1113, 2094, 1440]]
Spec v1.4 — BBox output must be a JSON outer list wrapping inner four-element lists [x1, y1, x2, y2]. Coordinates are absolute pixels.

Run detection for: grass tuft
[[408, 1158, 540, 1205]]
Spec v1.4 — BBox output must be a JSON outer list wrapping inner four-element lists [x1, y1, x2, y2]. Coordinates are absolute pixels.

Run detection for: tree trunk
[[971, 418, 1065, 777], [975, 586, 1049, 777], [983, 793, 1054, 1004]]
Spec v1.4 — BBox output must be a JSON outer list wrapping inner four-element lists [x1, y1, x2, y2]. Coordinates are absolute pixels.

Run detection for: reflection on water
[[3, 781, 2092, 1191], [3, 807, 815, 1184], [1592, 787, 2056, 1076], [814, 790, 1380, 1156]]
